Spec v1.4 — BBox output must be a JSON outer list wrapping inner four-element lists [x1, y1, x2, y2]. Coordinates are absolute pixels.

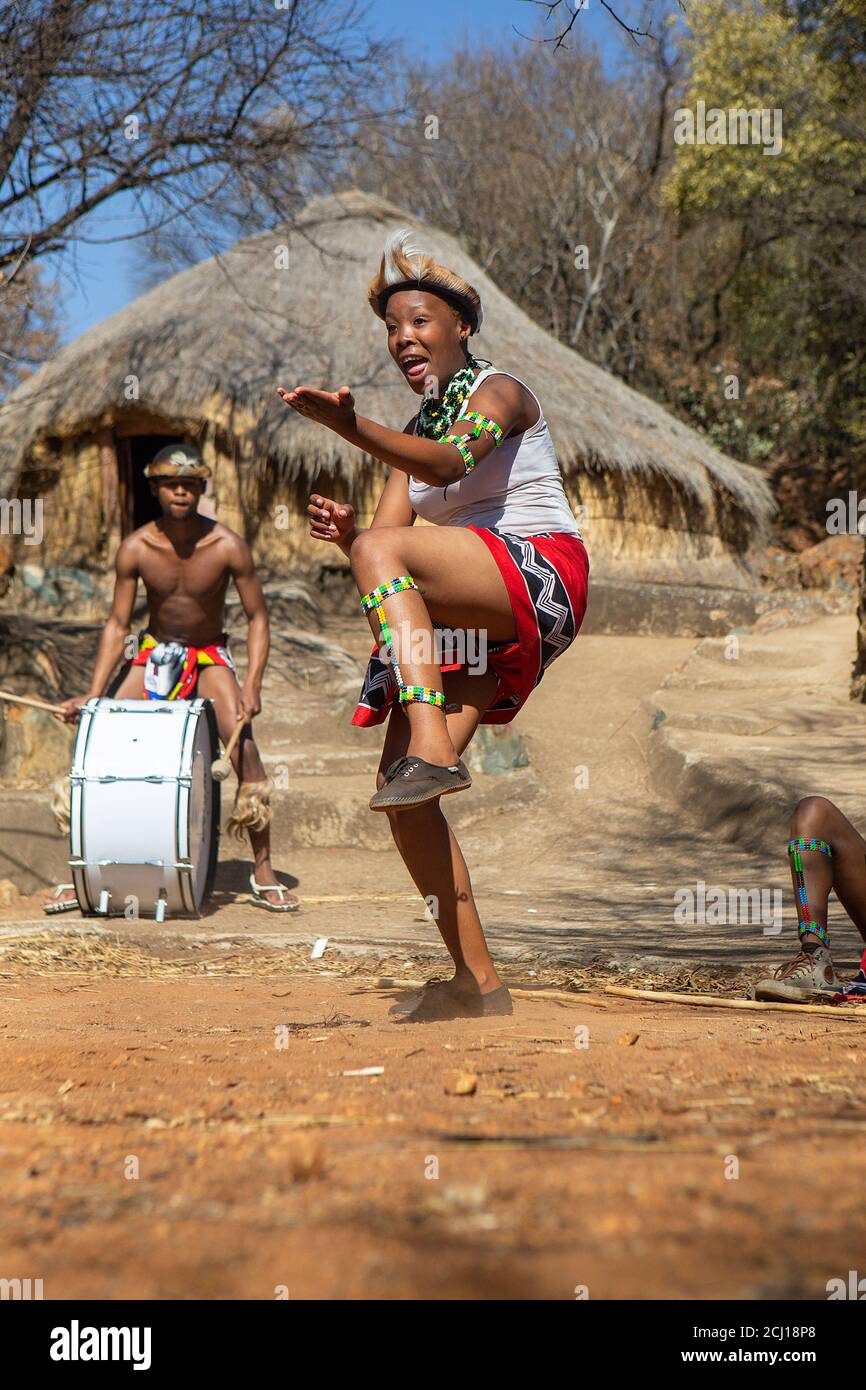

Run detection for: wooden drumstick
[[211, 716, 247, 781], [0, 687, 67, 715]]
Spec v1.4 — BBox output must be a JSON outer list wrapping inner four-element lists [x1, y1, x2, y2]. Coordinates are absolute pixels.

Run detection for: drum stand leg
[[154, 895, 167, 924], [97, 889, 111, 915]]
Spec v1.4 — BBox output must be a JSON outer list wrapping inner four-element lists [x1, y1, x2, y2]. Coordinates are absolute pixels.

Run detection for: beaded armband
[[441, 433, 476, 473], [456, 411, 504, 445], [441, 413, 505, 476]]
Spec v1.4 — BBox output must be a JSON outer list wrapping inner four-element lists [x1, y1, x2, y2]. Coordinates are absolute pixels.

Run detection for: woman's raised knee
[[349, 526, 403, 580]]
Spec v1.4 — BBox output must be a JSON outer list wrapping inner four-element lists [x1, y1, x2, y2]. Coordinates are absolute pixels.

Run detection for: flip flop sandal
[[43, 884, 80, 915], [248, 873, 300, 913]]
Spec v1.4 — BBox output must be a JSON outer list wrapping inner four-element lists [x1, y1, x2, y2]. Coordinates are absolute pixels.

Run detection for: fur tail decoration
[[381, 227, 428, 285], [51, 773, 71, 835], [227, 778, 274, 840]]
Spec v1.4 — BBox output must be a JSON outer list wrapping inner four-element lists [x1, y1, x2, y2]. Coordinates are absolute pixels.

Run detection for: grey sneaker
[[754, 946, 838, 1003], [369, 755, 471, 812]]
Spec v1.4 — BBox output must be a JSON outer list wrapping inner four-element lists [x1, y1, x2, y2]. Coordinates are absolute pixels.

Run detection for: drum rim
[[198, 699, 221, 914]]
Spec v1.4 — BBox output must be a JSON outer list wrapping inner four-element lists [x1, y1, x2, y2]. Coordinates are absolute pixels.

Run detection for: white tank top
[[407, 367, 582, 539]]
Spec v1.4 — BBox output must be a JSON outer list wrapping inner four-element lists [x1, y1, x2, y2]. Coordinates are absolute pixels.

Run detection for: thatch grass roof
[[0, 189, 773, 524]]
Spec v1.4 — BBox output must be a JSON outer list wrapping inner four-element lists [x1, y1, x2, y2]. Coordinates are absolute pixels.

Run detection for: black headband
[[378, 279, 479, 334]]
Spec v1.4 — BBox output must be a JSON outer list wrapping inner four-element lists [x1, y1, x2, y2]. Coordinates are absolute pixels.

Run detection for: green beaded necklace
[[414, 352, 488, 440]]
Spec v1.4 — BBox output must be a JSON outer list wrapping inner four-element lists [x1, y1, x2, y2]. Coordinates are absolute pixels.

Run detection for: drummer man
[[43, 443, 297, 913]]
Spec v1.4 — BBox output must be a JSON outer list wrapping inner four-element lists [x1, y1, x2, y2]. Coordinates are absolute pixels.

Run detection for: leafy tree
[[662, 0, 866, 535]]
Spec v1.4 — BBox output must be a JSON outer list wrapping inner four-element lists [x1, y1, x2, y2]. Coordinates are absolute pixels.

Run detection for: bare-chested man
[[43, 443, 297, 913]]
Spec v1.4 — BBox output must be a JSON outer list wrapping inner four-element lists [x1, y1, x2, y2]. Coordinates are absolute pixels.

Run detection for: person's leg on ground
[[377, 668, 511, 1015], [791, 797, 866, 943], [755, 795, 866, 1001]]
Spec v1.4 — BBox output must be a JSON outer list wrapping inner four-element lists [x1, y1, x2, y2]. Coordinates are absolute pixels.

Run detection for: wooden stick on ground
[[604, 984, 866, 1020]]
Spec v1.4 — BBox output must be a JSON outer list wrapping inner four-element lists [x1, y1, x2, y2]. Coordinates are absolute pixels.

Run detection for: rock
[[762, 536, 863, 594], [286, 1133, 324, 1181], [797, 536, 862, 591], [617, 1032, 640, 1046], [444, 1070, 478, 1096], [0, 702, 74, 786], [0, 539, 13, 595], [0, 878, 22, 906], [463, 724, 529, 775]]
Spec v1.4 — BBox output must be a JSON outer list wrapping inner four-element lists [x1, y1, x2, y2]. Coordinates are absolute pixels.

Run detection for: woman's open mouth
[[401, 354, 430, 383]]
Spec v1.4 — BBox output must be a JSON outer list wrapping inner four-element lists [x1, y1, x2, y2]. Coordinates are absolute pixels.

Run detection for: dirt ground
[[2, 934, 866, 1301]]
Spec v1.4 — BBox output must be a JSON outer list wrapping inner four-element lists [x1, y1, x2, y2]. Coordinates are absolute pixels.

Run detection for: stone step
[[646, 615, 866, 854], [266, 767, 540, 852], [259, 747, 381, 779], [0, 764, 542, 892]]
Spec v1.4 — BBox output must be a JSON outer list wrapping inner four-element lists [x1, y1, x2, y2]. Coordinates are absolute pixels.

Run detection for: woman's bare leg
[[789, 795, 866, 944], [378, 668, 503, 994], [755, 795, 866, 1001], [350, 525, 515, 767]]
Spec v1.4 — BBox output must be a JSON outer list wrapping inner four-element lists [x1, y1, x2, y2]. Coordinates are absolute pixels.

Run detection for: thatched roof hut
[[0, 189, 772, 603]]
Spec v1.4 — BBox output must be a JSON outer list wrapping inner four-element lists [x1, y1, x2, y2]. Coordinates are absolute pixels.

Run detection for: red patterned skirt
[[351, 527, 589, 727]]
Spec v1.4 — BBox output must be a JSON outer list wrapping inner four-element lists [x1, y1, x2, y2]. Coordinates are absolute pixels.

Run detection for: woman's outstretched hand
[[278, 385, 356, 435], [307, 495, 357, 550]]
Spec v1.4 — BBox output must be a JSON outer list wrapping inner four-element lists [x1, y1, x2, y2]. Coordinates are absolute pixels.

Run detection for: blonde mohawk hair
[[367, 227, 483, 333]]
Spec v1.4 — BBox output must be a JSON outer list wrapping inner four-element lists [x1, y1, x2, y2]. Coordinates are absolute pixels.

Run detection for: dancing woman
[[278, 230, 588, 1020]]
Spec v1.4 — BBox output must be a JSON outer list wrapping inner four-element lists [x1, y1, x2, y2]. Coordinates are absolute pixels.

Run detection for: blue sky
[[53, 0, 626, 344]]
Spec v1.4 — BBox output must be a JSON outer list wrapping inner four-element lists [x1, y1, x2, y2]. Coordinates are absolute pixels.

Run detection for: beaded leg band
[[787, 837, 832, 947], [360, 574, 446, 710]]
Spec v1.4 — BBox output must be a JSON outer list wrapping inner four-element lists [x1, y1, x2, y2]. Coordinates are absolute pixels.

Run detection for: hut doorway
[[118, 434, 185, 533]]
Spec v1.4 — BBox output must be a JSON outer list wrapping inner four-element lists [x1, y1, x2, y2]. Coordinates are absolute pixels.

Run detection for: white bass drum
[[68, 698, 220, 919]]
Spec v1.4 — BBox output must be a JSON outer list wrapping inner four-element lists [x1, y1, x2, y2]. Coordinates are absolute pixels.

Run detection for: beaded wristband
[[399, 686, 446, 708]]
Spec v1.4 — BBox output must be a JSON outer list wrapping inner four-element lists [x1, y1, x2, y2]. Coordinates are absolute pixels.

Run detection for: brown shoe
[[754, 946, 839, 1003], [369, 755, 471, 812]]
